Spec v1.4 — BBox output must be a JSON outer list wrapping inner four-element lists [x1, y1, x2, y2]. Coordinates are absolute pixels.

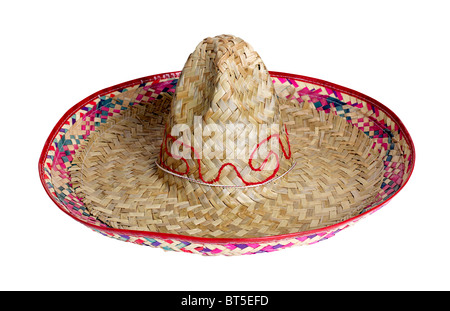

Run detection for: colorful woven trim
[[92, 204, 383, 256]]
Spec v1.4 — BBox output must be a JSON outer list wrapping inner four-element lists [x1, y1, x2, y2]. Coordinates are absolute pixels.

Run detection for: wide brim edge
[[38, 71, 416, 245]]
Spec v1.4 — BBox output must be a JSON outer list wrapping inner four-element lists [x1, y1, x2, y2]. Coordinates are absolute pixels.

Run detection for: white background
[[1, 0, 449, 291]]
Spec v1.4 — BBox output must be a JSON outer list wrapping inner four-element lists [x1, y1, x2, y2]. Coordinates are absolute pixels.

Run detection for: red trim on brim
[[38, 71, 416, 245]]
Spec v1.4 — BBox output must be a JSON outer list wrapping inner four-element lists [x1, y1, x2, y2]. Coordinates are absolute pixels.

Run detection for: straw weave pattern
[[40, 36, 413, 254]]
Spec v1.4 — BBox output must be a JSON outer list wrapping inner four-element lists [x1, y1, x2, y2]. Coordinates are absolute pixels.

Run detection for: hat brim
[[39, 71, 415, 255]]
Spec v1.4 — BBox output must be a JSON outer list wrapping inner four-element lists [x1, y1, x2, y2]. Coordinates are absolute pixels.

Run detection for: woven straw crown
[[159, 34, 293, 187]]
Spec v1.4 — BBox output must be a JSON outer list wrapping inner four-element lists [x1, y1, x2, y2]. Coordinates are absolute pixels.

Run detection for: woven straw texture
[[40, 35, 414, 255], [70, 98, 385, 238], [161, 35, 293, 186]]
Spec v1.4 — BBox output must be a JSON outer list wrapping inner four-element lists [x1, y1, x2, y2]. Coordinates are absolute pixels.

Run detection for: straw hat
[[39, 34, 415, 255]]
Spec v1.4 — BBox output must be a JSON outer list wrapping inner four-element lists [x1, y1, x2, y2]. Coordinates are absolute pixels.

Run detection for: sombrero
[[39, 34, 415, 255]]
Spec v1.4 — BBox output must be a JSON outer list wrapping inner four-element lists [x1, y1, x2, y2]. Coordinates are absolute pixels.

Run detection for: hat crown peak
[[169, 34, 281, 127], [160, 35, 292, 187]]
